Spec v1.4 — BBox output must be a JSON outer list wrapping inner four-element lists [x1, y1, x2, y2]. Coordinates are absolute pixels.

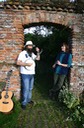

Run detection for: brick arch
[[0, 9, 84, 98], [22, 11, 71, 27], [23, 21, 73, 51]]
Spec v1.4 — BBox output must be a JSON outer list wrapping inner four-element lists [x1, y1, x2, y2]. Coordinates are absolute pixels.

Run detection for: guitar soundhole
[[3, 102, 9, 104], [4, 95, 9, 99]]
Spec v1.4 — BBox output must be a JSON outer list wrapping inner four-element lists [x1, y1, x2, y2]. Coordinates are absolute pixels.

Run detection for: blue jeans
[[20, 74, 34, 106]]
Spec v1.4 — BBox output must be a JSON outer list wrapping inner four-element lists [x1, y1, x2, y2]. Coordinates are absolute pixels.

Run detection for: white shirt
[[17, 50, 36, 74]]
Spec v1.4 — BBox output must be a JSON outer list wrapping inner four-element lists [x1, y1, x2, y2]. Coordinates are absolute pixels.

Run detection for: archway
[[23, 22, 73, 96]]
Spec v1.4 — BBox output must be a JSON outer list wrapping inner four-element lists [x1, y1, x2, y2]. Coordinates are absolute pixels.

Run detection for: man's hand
[[35, 47, 40, 60], [36, 47, 40, 52]]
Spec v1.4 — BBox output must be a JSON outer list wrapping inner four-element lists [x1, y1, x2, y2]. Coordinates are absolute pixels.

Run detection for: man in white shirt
[[17, 41, 40, 109]]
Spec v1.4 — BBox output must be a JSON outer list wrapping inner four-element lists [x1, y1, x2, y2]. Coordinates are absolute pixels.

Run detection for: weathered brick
[[0, 8, 84, 98]]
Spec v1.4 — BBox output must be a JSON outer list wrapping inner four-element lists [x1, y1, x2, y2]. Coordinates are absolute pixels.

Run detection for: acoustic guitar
[[0, 70, 14, 113]]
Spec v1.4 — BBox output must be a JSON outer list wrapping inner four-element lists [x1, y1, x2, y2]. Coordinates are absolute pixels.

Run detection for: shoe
[[21, 105, 26, 110], [49, 90, 56, 100], [28, 100, 34, 105], [49, 89, 53, 98]]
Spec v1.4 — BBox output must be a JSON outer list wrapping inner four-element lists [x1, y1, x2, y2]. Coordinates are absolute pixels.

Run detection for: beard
[[26, 48, 33, 57]]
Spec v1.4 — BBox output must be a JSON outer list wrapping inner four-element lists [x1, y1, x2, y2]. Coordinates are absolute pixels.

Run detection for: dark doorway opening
[[23, 22, 73, 97]]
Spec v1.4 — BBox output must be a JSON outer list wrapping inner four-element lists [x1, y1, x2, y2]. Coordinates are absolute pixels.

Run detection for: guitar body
[[25, 59, 35, 70], [0, 91, 13, 113]]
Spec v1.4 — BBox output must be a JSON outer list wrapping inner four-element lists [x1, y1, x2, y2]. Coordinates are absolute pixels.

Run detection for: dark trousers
[[49, 73, 66, 100], [53, 73, 66, 91]]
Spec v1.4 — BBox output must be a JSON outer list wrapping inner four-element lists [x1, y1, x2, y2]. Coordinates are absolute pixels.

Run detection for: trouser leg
[[21, 74, 34, 106], [49, 74, 66, 99], [54, 74, 66, 91], [27, 75, 34, 102]]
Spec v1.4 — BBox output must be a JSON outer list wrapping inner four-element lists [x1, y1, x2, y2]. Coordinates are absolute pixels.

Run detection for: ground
[[0, 73, 76, 128]]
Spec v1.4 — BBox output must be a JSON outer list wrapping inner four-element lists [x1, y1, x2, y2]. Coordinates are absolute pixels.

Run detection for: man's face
[[27, 45, 33, 49], [26, 45, 33, 56]]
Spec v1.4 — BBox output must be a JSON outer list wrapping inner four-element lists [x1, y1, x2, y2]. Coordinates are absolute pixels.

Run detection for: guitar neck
[[5, 79, 10, 98]]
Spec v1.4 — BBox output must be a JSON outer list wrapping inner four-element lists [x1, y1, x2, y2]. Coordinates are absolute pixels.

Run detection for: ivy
[[58, 86, 84, 127]]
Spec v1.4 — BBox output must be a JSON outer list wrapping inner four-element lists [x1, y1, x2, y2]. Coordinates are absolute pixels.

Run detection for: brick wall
[[0, 8, 84, 98]]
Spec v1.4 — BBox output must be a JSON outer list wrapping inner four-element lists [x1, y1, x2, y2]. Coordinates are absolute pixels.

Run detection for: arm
[[57, 61, 68, 67], [16, 52, 33, 66], [52, 61, 68, 68], [57, 54, 72, 67], [16, 60, 33, 67], [52, 63, 57, 68]]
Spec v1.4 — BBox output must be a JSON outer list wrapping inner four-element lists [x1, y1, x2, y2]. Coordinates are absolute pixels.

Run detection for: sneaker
[[49, 89, 53, 98], [21, 105, 26, 110], [28, 100, 34, 105], [49, 90, 57, 100]]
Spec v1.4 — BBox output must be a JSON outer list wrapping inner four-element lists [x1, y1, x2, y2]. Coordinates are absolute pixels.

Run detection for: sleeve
[[67, 54, 72, 67], [17, 52, 23, 61], [32, 53, 37, 60]]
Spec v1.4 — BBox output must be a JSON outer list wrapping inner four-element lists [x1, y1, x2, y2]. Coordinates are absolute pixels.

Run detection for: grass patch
[[0, 98, 21, 128], [0, 73, 76, 128]]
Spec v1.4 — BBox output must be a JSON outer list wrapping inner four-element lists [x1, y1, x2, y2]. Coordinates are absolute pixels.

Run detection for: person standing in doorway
[[49, 43, 72, 100], [16, 41, 40, 109]]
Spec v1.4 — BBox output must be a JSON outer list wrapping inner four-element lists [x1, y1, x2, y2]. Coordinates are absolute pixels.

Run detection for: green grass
[[0, 73, 76, 128]]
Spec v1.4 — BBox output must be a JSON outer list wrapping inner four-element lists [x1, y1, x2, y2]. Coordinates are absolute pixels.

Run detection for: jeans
[[53, 73, 66, 91], [20, 74, 34, 106]]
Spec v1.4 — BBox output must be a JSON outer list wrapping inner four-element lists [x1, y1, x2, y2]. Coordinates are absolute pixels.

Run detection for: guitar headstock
[[4, 70, 13, 91], [7, 70, 13, 79]]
